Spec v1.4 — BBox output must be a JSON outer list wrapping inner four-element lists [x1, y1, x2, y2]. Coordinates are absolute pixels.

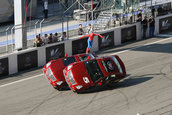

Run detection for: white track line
[[0, 74, 43, 88], [114, 37, 172, 55], [0, 37, 171, 88]]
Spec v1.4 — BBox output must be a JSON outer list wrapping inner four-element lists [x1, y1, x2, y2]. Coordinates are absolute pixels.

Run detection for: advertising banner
[[98, 31, 114, 50], [0, 58, 9, 77], [46, 43, 65, 62], [18, 50, 38, 72], [72, 37, 88, 55], [121, 25, 136, 43], [159, 16, 172, 34]]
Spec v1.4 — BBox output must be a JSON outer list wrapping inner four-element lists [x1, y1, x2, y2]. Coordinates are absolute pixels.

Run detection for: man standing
[[149, 16, 155, 37], [138, 10, 142, 21], [44, 0, 48, 18], [78, 24, 84, 35], [87, 24, 93, 34], [80, 32, 103, 54], [142, 16, 148, 39]]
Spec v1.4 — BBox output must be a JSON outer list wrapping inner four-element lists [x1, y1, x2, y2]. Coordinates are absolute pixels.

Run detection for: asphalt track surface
[[0, 37, 172, 115]]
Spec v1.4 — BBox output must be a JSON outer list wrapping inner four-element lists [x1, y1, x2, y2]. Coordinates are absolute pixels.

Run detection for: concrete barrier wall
[[0, 16, 168, 77], [156, 14, 172, 35]]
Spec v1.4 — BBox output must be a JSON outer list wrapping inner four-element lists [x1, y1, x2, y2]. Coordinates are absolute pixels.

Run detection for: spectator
[[138, 10, 142, 20], [129, 16, 133, 24], [48, 33, 53, 43], [87, 24, 93, 34], [44, 0, 48, 18], [149, 16, 155, 37], [151, 7, 155, 17], [78, 24, 84, 35], [60, 32, 67, 41], [53, 33, 59, 42], [42, 34, 48, 45], [34, 35, 43, 47], [141, 16, 148, 39], [136, 16, 142, 22], [157, 6, 163, 16]]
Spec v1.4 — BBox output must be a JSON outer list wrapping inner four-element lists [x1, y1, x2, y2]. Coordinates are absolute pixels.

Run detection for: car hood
[[71, 62, 93, 86], [49, 59, 65, 81]]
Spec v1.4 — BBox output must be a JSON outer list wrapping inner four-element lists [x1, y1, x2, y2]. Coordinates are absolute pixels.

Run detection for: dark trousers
[[44, 9, 48, 18], [143, 28, 147, 39], [149, 26, 155, 37]]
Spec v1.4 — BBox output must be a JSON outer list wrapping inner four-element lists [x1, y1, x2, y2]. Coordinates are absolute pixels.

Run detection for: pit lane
[[0, 37, 172, 115]]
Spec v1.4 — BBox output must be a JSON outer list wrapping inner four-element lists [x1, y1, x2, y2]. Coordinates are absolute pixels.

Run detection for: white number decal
[[83, 77, 90, 84]]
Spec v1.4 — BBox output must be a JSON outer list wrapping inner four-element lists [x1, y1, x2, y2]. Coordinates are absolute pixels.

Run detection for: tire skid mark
[[159, 110, 172, 115], [117, 89, 130, 109], [28, 90, 63, 115], [160, 62, 172, 81], [133, 63, 172, 106], [80, 92, 99, 110], [142, 103, 172, 115], [81, 89, 130, 114], [59, 91, 74, 115]]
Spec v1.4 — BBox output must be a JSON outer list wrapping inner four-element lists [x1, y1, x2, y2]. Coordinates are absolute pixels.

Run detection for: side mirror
[[65, 53, 68, 57], [98, 82, 102, 86], [87, 56, 91, 60]]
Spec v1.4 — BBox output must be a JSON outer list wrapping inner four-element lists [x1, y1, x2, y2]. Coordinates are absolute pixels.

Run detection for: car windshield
[[63, 56, 76, 67], [101, 60, 115, 73], [84, 60, 104, 82]]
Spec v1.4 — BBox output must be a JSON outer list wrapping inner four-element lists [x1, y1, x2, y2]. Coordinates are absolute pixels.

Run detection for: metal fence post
[[6, 26, 10, 53], [62, 17, 64, 33], [35, 20, 39, 36], [40, 19, 45, 36], [11, 26, 15, 53], [67, 16, 69, 39]]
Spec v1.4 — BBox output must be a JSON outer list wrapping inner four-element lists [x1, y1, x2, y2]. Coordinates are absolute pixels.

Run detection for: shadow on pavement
[[78, 73, 158, 94], [133, 43, 172, 54], [98, 40, 172, 55]]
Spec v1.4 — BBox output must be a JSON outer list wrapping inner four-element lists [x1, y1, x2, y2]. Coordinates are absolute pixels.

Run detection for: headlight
[[46, 68, 56, 82], [46, 62, 52, 68], [67, 71, 76, 85], [75, 85, 83, 89], [56, 81, 63, 85], [67, 65, 73, 70]]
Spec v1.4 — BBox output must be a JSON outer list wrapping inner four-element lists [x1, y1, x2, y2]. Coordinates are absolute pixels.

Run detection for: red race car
[[63, 55, 126, 92], [43, 53, 96, 90]]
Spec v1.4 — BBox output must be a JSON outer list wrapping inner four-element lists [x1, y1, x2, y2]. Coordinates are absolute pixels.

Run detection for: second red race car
[[43, 53, 96, 90], [63, 55, 126, 93]]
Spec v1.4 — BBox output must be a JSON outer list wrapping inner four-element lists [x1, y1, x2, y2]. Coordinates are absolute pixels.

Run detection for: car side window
[[62, 56, 76, 67], [102, 60, 114, 72]]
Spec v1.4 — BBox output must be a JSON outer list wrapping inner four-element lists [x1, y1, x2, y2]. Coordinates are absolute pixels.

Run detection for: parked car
[[63, 55, 126, 92], [43, 53, 96, 90]]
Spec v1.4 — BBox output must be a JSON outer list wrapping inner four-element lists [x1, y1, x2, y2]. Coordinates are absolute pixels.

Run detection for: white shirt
[[44, 1, 48, 10], [42, 36, 48, 44]]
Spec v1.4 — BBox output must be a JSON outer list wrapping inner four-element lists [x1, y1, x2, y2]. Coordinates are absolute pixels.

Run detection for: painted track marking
[[0, 74, 43, 88]]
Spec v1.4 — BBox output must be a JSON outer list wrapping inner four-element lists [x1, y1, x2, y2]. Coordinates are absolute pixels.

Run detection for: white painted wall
[[9, 53, 17, 75], [136, 22, 142, 40], [37, 46, 46, 67]]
